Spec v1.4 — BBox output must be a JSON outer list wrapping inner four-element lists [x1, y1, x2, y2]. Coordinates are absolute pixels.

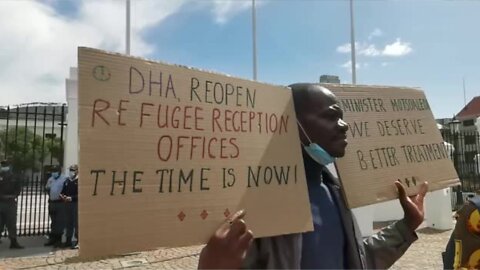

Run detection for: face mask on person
[[0, 166, 10, 172], [51, 172, 60, 178], [297, 121, 335, 166], [69, 171, 77, 178]]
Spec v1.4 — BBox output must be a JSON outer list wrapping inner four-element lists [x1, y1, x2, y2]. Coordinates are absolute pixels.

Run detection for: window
[[463, 119, 475, 126], [466, 151, 478, 163], [465, 134, 477, 145]]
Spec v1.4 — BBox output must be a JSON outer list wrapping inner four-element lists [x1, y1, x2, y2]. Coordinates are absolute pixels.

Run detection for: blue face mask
[[298, 121, 335, 166], [69, 171, 77, 178], [51, 172, 60, 178], [304, 143, 335, 166]]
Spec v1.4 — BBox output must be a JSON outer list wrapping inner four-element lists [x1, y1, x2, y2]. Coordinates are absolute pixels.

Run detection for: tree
[[0, 128, 63, 174]]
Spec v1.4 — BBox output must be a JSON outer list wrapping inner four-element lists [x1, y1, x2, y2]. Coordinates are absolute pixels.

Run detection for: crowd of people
[[0, 161, 79, 250]]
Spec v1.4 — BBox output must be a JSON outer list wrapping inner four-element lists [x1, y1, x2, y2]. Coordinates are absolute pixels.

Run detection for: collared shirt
[[46, 175, 67, 200], [301, 170, 346, 269]]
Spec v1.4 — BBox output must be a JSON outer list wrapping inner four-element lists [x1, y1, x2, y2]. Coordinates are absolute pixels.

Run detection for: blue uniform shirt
[[301, 171, 346, 269], [46, 175, 67, 200]]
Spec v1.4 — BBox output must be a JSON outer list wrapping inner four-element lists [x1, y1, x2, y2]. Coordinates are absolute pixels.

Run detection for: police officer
[[60, 164, 78, 248], [44, 165, 67, 247], [0, 159, 24, 249]]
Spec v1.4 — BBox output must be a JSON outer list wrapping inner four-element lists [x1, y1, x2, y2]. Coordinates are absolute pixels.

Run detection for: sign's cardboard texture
[[322, 84, 460, 208], [78, 47, 312, 258]]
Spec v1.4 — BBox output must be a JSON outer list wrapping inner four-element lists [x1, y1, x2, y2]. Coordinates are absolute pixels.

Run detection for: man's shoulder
[[64, 177, 75, 185]]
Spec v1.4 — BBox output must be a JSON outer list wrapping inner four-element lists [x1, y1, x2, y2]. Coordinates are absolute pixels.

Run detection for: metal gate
[[441, 129, 480, 209], [0, 103, 66, 236]]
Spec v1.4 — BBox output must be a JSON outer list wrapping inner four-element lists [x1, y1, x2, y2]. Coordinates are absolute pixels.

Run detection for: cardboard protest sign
[[322, 84, 460, 208], [77, 47, 312, 258]]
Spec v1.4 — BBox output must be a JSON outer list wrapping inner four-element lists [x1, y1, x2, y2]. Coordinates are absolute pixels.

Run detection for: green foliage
[[0, 128, 63, 173]]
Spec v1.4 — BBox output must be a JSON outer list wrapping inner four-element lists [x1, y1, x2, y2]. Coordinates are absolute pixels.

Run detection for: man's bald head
[[289, 83, 338, 117], [289, 83, 348, 158]]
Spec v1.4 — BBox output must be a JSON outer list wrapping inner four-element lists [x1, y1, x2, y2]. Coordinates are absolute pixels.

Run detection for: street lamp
[[449, 119, 461, 134], [447, 119, 460, 159]]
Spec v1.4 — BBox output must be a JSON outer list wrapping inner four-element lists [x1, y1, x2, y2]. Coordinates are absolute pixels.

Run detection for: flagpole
[[252, 0, 257, 81], [126, 0, 131, 55], [349, 0, 357, 84]]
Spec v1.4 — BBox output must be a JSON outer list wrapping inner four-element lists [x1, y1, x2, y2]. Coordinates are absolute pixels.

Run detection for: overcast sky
[[1, 0, 479, 118]]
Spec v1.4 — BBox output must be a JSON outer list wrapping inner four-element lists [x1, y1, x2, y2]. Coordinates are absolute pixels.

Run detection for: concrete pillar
[[425, 188, 453, 230], [352, 205, 374, 236], [63, 67, 78, 172], [373, 200, 403, 222]]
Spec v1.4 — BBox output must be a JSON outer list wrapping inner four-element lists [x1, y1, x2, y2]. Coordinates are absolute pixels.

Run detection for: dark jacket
[[0, 171, 22, 201], [242, 164, 417, 269], [61, 176, 78, 202]]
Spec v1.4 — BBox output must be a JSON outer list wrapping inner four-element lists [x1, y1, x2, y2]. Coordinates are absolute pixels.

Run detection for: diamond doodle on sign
[[177, 211, 186, 221], [200, 210, 208, 220], [224, 208, 231, 218]]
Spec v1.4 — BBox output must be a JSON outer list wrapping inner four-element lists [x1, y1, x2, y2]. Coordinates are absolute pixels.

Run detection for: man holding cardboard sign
[[199, 83, 428, 269]]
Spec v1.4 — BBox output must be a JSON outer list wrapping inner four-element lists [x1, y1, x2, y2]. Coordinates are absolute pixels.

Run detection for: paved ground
[[390, 227, 451, 270], [0, 222, 452, 269]]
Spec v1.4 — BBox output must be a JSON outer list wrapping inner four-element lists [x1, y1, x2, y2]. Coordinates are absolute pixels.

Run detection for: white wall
[[325, 164, 452, 236], [352, 205, 375, 236], [425, 188, 453, 230], [0, 119, 64, 136], [373, 200, 403, 221], [64, 67, 78, 172], [356, 188, 453, 235]]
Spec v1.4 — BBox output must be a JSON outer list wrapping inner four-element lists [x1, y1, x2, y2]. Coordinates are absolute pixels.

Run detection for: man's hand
[[395, 180, 428, 232], [198, 210, 254, 269], [60, 194, 72, 202]]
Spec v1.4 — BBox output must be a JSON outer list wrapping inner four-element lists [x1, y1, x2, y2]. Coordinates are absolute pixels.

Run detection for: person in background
[[0, 159, 24, 249], [60, 164, 79, 249], [443, 192, 480, 269], [44, 165, 67, 247]]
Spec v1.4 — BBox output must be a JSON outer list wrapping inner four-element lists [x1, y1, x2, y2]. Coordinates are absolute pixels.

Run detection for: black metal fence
[[441, 129, 480, 192], [0, 103, 67, 236], [441, 129, 480, 209]]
